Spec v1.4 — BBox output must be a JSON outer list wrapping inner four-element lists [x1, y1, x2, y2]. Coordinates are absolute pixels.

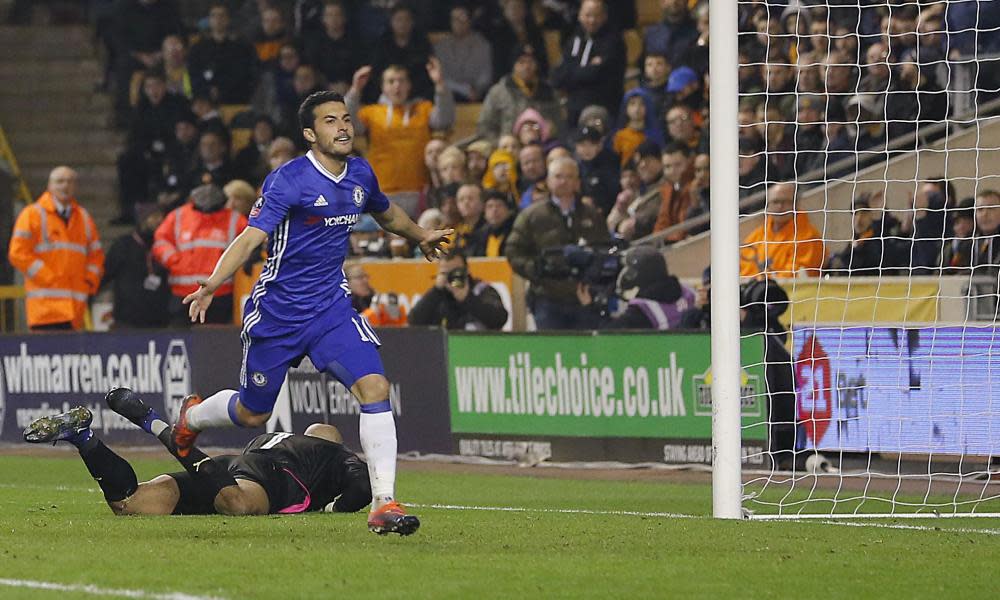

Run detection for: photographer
[[408, 250, 508, 330], [576, 246, 694, 329], [505, 157, 610, 329]]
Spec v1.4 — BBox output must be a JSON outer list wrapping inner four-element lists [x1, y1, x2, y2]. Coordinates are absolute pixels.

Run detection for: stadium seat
[[127, 70, 144, 107], [543, 30, 562, 70], [219, 104, 250, 126], [637, 0, 661, 28], [230, 127, 251, 156], [451, 102, 482, 142], [624, 29, 642, 67]]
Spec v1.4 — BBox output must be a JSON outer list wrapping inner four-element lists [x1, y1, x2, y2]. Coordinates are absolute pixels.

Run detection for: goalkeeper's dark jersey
[[238, 431, 371, 514]]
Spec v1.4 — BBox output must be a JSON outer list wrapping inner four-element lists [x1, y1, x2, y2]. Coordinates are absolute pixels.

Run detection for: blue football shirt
[[246, 151, 390, 324]]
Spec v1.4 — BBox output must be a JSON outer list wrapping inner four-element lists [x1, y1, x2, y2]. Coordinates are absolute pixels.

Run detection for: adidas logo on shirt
[[314, 195, 329, 207]]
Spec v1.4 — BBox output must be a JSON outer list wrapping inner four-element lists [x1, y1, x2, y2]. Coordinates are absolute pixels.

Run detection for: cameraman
[[505, 156, 610, 329], [408, 250, 508, 330], [576, 246, 694, 329]]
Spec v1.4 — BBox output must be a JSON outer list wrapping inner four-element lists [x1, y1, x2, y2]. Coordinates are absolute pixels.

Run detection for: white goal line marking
[[410, 503, 695, 519], [0, 578, 225, 600], [413, 504, 1000, 535], [816, 521, 1000, 536]]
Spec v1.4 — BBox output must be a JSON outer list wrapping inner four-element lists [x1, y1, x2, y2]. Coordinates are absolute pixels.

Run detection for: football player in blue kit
[[106, 91, 453, 535]]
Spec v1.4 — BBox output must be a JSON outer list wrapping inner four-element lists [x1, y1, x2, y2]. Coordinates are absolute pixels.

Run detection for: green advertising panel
[[448, 332, 766, 440]]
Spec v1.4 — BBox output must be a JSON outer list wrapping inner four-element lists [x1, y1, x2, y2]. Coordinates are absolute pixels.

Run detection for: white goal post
[[710, 0, 1000, 519]]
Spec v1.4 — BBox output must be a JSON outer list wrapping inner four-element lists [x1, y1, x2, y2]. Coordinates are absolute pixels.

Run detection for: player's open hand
[[183, 283, 216, 323], [419, 228, 454, 261]]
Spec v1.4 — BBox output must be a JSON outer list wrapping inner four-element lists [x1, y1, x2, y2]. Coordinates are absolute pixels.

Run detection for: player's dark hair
[[298, 90, 346, 131]]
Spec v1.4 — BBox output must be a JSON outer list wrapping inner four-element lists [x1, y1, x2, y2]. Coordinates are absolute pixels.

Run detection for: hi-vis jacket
[[8, 192, 104, 329], [152, 203, 247, 296]]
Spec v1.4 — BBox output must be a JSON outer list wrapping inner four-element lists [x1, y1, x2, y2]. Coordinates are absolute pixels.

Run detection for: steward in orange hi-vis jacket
[[8, 167, 104, 331], [153, 184, 247, 325]]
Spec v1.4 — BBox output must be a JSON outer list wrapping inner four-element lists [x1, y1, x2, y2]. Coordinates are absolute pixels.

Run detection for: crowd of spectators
[[17, 0, 999, 331]]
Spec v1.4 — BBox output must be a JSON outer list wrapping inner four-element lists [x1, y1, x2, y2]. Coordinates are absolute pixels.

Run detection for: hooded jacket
[[552, 21, 626, 124], [613, 88, 667, 165], [347, 88, 455, 194]]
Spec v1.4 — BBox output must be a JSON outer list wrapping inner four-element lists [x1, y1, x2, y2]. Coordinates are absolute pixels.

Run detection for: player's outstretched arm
[[183, 226, 269, 322], [372, 203, 454, 261]]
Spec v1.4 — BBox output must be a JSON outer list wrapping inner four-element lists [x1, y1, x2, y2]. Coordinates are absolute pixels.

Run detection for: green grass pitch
[[1, 454, 998, 599]]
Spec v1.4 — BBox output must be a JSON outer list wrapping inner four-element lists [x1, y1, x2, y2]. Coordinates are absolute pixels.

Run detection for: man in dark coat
[[551, 0, 626, 126]]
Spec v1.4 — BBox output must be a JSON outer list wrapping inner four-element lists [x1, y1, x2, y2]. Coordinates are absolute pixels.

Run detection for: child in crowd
[[497, 134, 519, 156], [613, 88, 666, 167], [483, 149, 518, 197], [512, 108, 552, 148], [436, 146, 467, 186], [640, 53, 671, 123], [465, 139, 493, 184]]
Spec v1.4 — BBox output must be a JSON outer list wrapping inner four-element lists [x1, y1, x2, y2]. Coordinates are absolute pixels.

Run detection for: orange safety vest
[[152, 203, 247, 296], [362, 294, 408, 327], [8, 192, 104, 329]]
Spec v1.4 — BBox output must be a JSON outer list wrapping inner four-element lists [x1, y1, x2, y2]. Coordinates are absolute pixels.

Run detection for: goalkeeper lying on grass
[[23, 388, 372, 517]]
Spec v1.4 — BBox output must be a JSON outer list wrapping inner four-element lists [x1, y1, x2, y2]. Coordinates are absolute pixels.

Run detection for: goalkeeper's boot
[[170, 394, 203, 458], [105, 387, 154, 430], [23, 406, 93, 444], [368, 501, 420, 536]]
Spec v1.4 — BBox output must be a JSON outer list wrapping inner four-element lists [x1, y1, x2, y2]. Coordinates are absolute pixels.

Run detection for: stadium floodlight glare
[[712, 0, 1000, 519]]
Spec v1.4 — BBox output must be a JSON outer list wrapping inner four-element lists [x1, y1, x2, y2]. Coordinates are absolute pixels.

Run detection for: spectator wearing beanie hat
[[512, 107, 553, 147]]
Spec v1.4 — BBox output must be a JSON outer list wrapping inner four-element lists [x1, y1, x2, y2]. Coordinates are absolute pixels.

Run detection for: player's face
[[306, 101, 354, 157]]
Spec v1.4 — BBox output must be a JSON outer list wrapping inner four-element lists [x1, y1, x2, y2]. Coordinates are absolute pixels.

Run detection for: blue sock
[[67, 428, 94, 448], [141, 408, 166, 436]]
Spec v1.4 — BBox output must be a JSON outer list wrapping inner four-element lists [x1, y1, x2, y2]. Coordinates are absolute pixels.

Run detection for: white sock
[[360, 410, 397, 508], [186, 390, 241, 431]]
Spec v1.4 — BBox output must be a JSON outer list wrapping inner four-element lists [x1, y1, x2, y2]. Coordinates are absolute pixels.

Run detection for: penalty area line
[[0, 578, 226, 600], [410, 503, 696, 519]]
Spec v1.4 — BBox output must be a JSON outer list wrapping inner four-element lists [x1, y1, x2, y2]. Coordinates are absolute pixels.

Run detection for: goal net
[[721, 0, 1000, 518]]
